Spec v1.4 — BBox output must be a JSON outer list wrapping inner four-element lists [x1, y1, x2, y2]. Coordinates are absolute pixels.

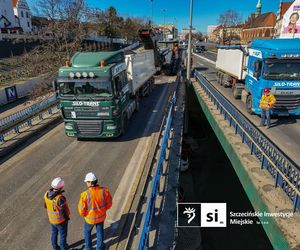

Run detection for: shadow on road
[[0, 97, 28, 114], [270, 116, 298, 128], [76, 82, 175, 143], [68, 213, 135, 250]]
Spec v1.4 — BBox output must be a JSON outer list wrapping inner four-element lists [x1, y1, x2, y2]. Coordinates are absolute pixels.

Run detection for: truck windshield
[[263, 60, 300, 80], [59, 81, 113, 97]]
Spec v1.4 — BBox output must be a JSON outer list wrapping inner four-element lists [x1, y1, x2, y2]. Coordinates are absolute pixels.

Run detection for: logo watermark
[[177, 203, 294, 228]]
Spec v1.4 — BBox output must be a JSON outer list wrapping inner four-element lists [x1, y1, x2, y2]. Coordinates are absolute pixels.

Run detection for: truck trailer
[[54, 48, 156, 138], [216, 39, 300, 116]]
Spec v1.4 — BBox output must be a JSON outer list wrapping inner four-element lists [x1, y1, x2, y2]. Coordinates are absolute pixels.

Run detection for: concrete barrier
[[0, 76, 49, 106]]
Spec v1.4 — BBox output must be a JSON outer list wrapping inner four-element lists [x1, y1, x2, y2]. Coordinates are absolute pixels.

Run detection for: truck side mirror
[[52, 80, 58, 91], [254, 61, 262, 79]]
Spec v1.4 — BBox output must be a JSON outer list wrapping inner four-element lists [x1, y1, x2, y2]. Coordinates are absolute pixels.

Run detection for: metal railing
[[138, 91, 176, 250], [0, 95, 57, 129], [194, 70, 300, 212], [0, 95, 60, 142], [137, 66, 183, 249]]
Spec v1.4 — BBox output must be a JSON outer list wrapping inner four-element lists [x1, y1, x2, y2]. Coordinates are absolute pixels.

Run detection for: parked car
[[193, 45, 204, 53]]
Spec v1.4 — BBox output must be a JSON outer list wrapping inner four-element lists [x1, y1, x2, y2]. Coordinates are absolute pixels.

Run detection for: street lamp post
[[184, 0, 194, 135], [187, 0, 194, 81], [150, 0, 153, 26], [162, 8, 166, 26]]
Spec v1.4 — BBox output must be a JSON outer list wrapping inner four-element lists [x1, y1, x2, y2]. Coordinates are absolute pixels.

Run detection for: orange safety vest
[[44, 192, 70, 225], [259, 93, 276, 110], [78, 186, 112, 225]]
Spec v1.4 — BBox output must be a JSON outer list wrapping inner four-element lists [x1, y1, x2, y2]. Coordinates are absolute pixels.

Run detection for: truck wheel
[[135, 96, 140, 112], [151, 78, 155, 91], [121, 115, 128, 135], [220, 74, 224, 86], [246, 95, 253, 114], [216, 72, 220, 83], [145, 83, 150, 96], [217, 73, 222, 85], [232, 86, 240, 99]]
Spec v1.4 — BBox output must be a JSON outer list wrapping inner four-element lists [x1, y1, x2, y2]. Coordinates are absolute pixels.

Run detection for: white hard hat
[[84, 172, 97, 182], [51, 177, 65, 190]]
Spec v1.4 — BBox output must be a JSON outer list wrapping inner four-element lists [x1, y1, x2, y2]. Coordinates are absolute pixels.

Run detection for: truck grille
[[63, 106, 109, 119], [273, 95, 300, 112], [64, 110, 99, 118], [75, 120, 102, 136]]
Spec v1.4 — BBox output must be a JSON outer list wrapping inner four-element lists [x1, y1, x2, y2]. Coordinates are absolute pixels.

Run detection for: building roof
[[279, 1, 293, 19], [12, 0, 18, 7], [243, 12, 276, 29]]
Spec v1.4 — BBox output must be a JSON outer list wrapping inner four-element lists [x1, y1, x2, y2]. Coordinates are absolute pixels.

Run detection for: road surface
[[0, 75, 176, 249]]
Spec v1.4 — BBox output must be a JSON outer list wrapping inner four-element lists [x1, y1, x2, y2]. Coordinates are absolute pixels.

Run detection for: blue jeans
[[84, 221, 105, 250], [51, 220, 68, 250], [260, 109, 271, 127]]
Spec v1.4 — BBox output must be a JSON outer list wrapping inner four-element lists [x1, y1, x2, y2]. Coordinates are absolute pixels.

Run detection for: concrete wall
[[0, 77, 46, 105], [0, 40, 41, 58]]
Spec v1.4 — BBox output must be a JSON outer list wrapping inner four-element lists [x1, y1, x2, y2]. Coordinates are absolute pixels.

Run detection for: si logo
[[200, 203, 227, 227], [177, 203, 227, 227]]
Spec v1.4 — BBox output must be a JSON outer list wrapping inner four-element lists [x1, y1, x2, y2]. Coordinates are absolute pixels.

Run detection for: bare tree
[[218, 10, 242, 44], [35, 0, 89, 55], [184, 32, 203, 42]]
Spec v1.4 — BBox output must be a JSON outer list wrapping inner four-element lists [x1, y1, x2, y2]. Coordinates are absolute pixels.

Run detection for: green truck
[[54, 49, 156, 138]]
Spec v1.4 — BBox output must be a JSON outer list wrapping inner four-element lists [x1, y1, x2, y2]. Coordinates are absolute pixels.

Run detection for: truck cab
[[55, 51, 130, 138], [244, 39, 300, 116]]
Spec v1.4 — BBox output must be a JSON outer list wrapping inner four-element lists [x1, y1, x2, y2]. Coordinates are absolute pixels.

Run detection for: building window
[[27, 22, 30, 28], [21, 11, 24, 18], [26, 12, 29, 18]]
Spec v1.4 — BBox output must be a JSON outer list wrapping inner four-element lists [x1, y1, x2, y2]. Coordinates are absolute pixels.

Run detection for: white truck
[[216, 45, 248, 99], [125, 49, 156, 98]]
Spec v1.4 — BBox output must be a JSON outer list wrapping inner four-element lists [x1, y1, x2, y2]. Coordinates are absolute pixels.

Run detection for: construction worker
[[259, 88, 276, 129], [78, 172, 112, 250], [44, 177, 70, 250]]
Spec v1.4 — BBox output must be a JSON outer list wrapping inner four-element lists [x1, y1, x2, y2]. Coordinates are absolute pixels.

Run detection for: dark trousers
[[51, 220, 68, 250], [84, 221, 105, 250], [260, 109, 271, 127]]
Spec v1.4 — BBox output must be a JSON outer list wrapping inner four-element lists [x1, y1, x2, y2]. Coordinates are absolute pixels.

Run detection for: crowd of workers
[[44, 173, 112, 250]]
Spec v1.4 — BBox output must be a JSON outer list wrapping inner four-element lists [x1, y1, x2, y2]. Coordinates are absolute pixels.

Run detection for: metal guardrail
[[194, 70, 300, 212], [137, 66, 183, 249], [0, 95, 60, 142], [0, 95, 57, 130], [138, 91, 176, 250]]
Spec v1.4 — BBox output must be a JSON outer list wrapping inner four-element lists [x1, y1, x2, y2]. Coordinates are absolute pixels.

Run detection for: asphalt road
[[0, 75, 176, 249], [194, 51, 217, 63], [192, 54, 300, 167]]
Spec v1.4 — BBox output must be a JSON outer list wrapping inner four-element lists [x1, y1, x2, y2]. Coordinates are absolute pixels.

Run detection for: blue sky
[[85, 0, 284, 33], [29, 0, 286, 33]]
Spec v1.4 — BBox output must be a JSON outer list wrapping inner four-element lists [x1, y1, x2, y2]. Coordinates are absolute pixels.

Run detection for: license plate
[[274, 90, 300, 95]]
